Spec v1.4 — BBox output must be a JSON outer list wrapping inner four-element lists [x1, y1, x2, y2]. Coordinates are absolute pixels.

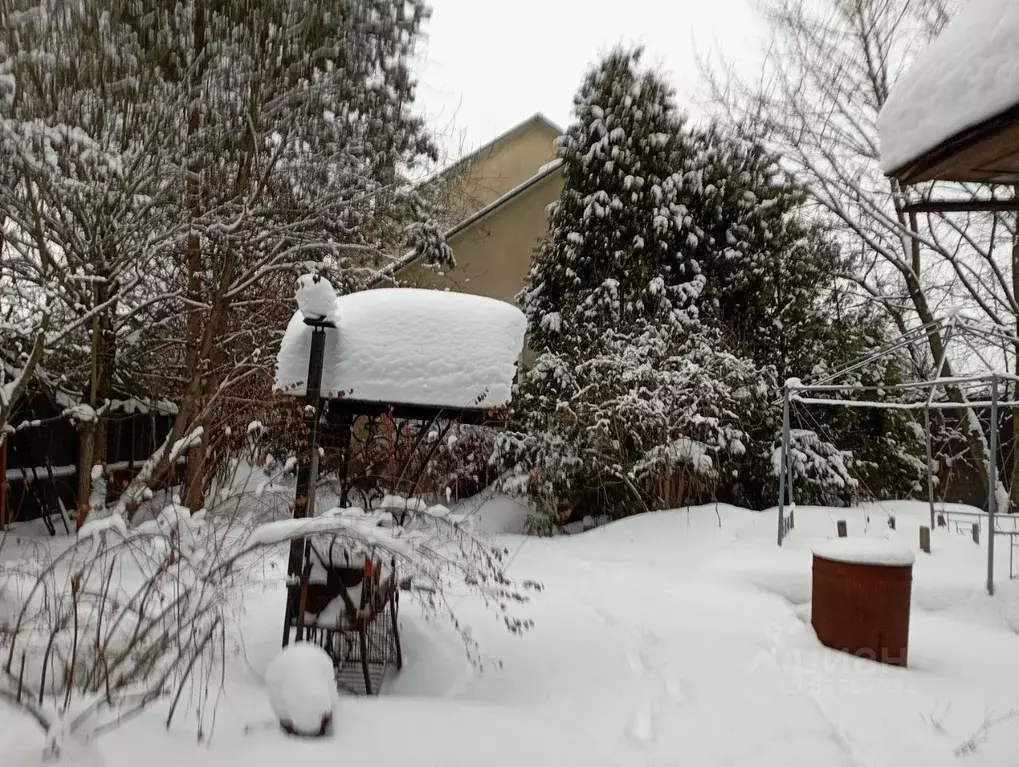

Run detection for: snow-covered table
[[275, 276, 526, 414]]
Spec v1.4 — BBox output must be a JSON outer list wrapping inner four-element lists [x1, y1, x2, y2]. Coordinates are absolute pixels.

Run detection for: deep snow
[[5, 498, 1019, 766], [275, 286, 526, 408]]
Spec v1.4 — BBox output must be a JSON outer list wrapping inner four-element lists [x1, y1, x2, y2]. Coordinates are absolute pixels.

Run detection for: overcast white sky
[[413, 0, 767, 159]]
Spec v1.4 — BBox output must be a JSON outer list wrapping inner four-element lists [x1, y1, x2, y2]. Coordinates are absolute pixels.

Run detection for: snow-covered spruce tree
[[521, 48, 703, 355], [680, 124, 924, 506], [685, 125, 837, 381], [500, 49, 773, 522]]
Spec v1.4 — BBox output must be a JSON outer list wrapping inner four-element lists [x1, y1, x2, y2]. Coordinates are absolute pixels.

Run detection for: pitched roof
[[380, 158, 563, 281], [380, 114, 565, 280], [431, 113, 563, 188]]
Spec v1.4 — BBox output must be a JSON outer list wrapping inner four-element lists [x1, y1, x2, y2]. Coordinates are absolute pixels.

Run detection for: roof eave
[[886, 101, 1019, 185], [394, 159, 564, 274]]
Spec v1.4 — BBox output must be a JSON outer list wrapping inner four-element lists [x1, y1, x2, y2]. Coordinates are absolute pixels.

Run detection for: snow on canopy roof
[[274, 278, 526, 410], [878, 0, 1019, 175]]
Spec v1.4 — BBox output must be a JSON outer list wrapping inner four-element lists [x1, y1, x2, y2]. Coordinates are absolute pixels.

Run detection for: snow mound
[[813, 537, 915, 567], [275, 286, 526, 409], [265, 642, 336, 736], [448, 493, 532, 535], [296, 274, 338, 320], [878, 0, 1019, 174]]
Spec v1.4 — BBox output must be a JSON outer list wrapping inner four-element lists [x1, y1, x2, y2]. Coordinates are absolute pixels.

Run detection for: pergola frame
[[281, 317, 510, 648], [775, 315, 1019, 596]]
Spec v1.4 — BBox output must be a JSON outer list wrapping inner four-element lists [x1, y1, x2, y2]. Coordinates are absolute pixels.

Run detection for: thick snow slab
[[275, 285, 525, 409], [878, 0, 1019, 173], [813, 537, 916, 567]]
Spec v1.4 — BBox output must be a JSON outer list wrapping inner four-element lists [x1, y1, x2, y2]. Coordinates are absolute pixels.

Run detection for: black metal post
[[282, 320, 331, 647], [337, 407, 353, 508], [988, 374, 998, 596]]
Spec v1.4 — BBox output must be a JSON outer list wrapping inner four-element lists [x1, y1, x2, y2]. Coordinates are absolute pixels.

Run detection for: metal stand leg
[[777, 387, 791, 546], [988, 375, 998, 597]]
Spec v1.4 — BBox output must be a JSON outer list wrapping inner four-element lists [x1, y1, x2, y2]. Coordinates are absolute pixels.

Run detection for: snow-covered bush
[[0, 465, 536, 755], [502, 321, 772, 521]]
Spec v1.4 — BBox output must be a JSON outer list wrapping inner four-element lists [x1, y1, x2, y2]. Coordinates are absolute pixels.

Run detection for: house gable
[[401, 169, 563, 305], [432, 114, 560, 225]]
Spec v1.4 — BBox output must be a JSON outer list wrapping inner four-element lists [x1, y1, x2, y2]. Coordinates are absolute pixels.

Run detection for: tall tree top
[[521, 48, 703, 355]]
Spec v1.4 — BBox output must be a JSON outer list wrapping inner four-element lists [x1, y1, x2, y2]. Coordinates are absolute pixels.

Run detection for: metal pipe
[[283, 321, 330, 647], [989, 374, 998, 597], [304, 328, 327, 519], [925, 407, 936, 532], [777, 387, 790, 546], [791, 397, 1019, 411]]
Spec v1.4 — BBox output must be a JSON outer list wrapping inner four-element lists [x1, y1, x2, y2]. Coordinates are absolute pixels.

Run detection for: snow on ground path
[[9, 501, 1019, 766]]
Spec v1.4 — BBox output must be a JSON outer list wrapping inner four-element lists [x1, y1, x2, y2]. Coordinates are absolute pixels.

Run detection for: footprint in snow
[[627, 699, 657, 746]]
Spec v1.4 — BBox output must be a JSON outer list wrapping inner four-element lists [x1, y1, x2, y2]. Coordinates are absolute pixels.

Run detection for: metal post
[[988, 374, 998, 596], [924, 407, 936, 532], [337, 408, 353, 509], [0, 437, 6, 530], [305, 334, 327, 521], [283, 322, 329, 646], [786, 416, 795, 516], [777, 387, 791, 546]]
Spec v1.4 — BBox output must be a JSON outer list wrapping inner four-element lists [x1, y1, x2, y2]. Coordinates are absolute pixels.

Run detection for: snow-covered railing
[[5, 457, 187, 483]]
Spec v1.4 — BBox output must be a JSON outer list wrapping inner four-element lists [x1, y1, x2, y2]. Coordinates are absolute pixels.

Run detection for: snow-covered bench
[[290, 536, 403, 695]]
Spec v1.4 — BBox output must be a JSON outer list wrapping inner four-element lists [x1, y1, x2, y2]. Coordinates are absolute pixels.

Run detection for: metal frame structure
[[775, 315, 1019, 596], [278, 315, 510, 694]]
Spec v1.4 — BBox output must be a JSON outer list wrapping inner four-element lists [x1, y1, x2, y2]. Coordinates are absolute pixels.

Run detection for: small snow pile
[[813, 537, 915, 567], [878, 0, 1019, 173], [265, 642, 336, 737], [275, 285, 526, 409], [296, 274, 338, 320], [156, 503, 204, 562]]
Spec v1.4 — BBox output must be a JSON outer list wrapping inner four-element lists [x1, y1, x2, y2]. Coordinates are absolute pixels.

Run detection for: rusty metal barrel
[[811, 539, 914, 667]]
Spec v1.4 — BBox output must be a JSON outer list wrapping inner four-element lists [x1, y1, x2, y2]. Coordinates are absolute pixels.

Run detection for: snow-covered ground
[[5, 499, 1019, 766]]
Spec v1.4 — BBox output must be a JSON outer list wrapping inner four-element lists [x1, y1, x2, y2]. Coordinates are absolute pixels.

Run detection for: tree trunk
[[182, 0, 207, 513], [901, 267, 990, 494], [75, 280, 116, 514]]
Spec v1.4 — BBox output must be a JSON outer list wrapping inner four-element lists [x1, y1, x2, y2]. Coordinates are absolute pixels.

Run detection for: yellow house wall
[[402, 172, 563, 305], [442, 118, 559, 221]]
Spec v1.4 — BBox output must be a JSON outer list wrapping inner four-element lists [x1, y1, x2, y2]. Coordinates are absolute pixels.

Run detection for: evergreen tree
[[683, 124, 924, 506], [500, 49, 773, 522], [686, 126, 839, 381], [520, 48, 704, 357]]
